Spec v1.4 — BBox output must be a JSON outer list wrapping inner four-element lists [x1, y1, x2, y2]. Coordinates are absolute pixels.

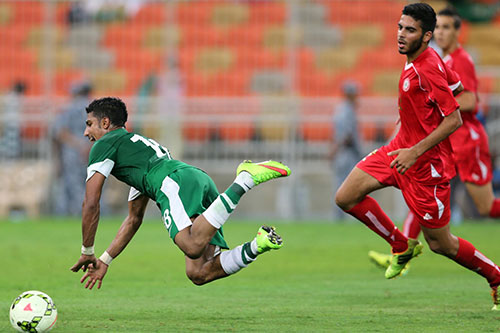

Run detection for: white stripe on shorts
[[160, 176, 192, 233]]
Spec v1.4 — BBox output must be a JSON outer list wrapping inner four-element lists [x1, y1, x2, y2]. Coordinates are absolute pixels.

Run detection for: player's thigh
[[464, 181, 495, 215], [335, 167, 385, 209], [159, 168, 229, 249]]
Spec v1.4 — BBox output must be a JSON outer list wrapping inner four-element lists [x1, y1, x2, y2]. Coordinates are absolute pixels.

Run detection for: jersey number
[[130, 134, 169, 158]]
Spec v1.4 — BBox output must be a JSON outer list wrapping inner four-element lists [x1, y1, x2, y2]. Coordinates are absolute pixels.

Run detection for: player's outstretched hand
[[80, 260, 108, 290], [70, 254, 97, 273], [388, 148, 418, 175]]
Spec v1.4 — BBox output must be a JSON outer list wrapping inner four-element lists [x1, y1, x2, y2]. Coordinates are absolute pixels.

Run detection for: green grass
[[1, 218, 500, 332]]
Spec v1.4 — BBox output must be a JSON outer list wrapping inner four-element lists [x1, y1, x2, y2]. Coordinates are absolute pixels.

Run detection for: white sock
[[220, 241, 258, 275], [203, 173, 254, 229], [203, 196, 231, 229], [234, 171, 255, 192]]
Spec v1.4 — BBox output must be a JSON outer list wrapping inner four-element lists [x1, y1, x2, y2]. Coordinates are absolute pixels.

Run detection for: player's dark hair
[[86, 97, 128, 127], [438, 7, 462, 30], [402, 3, 437, 34]]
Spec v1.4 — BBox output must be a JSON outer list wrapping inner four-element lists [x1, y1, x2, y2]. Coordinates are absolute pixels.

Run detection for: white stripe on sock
[[365, 210, 390, 236]]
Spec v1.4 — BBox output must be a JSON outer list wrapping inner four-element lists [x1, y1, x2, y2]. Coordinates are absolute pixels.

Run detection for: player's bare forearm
[[81, 173, 106, 247], [388, 110, 462, 174], [106, 195, 149, 258], [456, 91, 476, 112], [411, 109, 462, 157], [81, 199, 100, 247]]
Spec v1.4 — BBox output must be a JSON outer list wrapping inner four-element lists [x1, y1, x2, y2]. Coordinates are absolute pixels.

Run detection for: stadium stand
[[1, 0, 499, 218]]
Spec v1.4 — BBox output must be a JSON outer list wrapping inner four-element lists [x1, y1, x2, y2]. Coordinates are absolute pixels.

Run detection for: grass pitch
[[1, 218, 500, 332]]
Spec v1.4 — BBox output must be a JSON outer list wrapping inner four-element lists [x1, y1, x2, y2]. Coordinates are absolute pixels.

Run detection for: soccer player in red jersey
[[335, 3, 500, 309], [371, 8, 500, 294], [398, 7, 500, 239]]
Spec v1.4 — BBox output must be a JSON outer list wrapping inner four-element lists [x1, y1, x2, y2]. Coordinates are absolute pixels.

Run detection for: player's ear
[[423, 31, 433, 43], [101, 117, 111, 129]]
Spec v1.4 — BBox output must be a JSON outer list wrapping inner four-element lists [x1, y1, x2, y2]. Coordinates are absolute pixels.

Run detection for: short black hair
[[86, 97, 128, 127], [438, 7, 462, 30], [402, 3, 437, 34]]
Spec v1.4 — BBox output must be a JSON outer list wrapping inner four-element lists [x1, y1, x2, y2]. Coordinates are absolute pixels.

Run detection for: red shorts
[[451, 120, 492, 186], [357, 145, 450, 229]]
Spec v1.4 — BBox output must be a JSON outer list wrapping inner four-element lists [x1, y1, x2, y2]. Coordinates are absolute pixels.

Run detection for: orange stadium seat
[[11, 1, 44, 25], [325, 0, 403, 25], [184, 70, 250, 97], [176, 2, 216, 27], [53, 70, 86, 96], [226, 24, 265, 47], [0, 24, 31, 48], [359, 47, 403, 71], [0, 49, 36, 71], [236, 46, 286, 70], [131, 3, 167, 25], [297, 71, 337, 97], [180, 24, 227, 47], [114, 49, 164, 73], [249, 2, 287, 24], [218, 123, 254, 141], [182, 121, 213, 142], [103, 23, 145, 50], [300, 99, 334, 141], [300, 122, 332, 142]]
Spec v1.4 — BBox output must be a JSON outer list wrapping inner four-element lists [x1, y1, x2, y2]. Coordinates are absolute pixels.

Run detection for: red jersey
[[392, 47, 460, 184], [443, 46, 478, 115], [445, 46, 493, 185]]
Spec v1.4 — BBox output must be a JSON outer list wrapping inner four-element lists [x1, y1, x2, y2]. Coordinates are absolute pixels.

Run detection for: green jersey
[[87, 128, 228, 248], [87, 128, 186, 200]]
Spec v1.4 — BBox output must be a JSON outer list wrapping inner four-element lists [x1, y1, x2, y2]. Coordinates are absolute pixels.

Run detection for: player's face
[[397, 15, 428, 56], [84, 112, 108, 142], [434, 15, 458, 51]]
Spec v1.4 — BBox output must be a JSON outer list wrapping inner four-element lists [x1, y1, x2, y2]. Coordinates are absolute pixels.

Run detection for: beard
[[399, 33, 425, 55]]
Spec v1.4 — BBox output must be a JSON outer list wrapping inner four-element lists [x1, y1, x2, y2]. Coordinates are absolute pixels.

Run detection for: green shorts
[[152, 165, 228, 249]]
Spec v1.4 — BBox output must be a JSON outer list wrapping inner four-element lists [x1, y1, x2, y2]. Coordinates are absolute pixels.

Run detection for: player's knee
[[185, 269, 208, 286], [334, 190, 354, 211]]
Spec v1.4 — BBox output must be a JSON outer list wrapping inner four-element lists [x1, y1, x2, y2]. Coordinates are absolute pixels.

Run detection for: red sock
[[402, 211, 421, 239], [455, 238, 500, 287], [489, 199, 500, 218], [346, 196, 408, 253]]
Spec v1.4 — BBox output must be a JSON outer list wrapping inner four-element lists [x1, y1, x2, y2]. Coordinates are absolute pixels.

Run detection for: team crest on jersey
[[403, 78, 410, 92]]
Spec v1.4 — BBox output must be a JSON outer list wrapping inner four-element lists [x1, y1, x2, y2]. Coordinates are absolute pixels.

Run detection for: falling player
[[70, 97, 291, 289]]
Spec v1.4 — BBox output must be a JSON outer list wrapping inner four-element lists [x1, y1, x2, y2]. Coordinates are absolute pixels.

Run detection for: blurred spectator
[[67, 2, 91, 26], [0, 81, 26, 160], [52, 81, 92, 216], [330, 81, 362, 220]]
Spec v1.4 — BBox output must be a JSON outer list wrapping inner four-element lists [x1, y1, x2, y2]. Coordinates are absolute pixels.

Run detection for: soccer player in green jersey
[[70, 97, 291, 289]]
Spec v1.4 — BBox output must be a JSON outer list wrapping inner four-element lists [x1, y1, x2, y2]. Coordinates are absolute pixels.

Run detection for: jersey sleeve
[[86, 140, 117, 181], [453, 55, 478, 93], [422, 61, 460, 117], [444, 63, 462, 92]]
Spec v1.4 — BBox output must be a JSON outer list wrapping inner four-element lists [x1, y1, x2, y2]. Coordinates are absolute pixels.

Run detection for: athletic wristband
[[99, 251, 113, 266], [81, 245, 94, 255]]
